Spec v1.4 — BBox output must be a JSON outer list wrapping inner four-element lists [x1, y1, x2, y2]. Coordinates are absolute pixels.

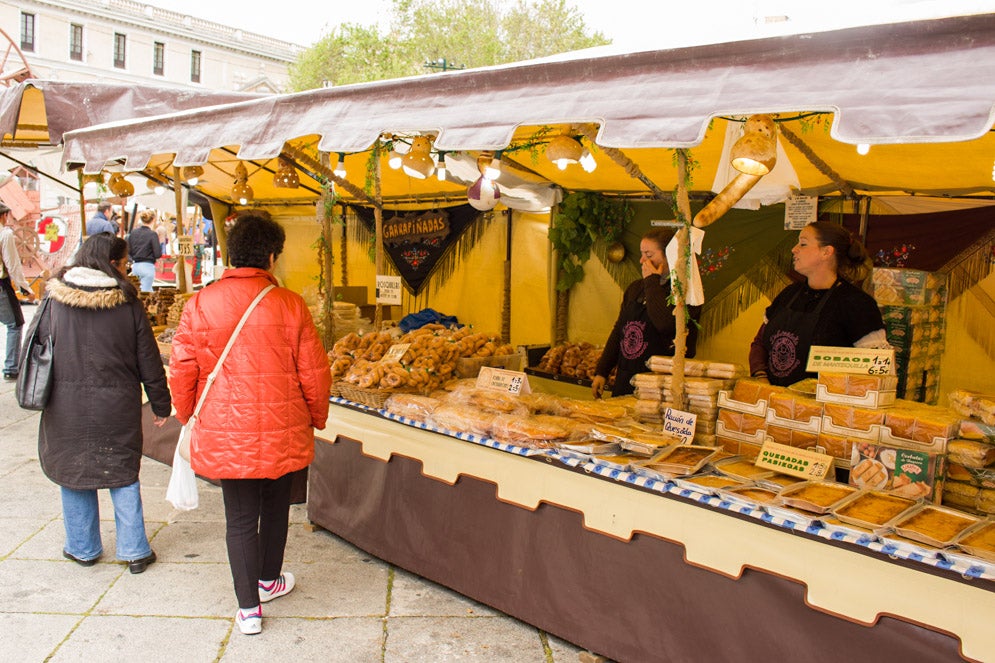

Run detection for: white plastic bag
[[166, 426, 199, 510]]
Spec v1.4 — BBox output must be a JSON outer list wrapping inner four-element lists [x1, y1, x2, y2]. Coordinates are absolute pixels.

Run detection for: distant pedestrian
[[170, 213, 330, 635], [86, 201, 118, 236], [0, 202, 36, 380], [128, 210, 162, 292], [39, 232, 170, 573]]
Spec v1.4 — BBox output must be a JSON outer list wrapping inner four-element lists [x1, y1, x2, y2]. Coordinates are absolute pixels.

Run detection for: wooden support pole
[[172, 166, 188, 293], [672, 150, 693, 411], [373, 155, 384, 330]]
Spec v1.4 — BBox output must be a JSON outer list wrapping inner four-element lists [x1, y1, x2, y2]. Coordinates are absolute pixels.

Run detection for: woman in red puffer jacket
[[169, 212, 330, 635]]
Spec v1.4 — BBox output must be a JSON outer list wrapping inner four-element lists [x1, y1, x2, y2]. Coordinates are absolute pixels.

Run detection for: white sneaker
[[236, 606, 262, 635], [258, 571, 295, 603]]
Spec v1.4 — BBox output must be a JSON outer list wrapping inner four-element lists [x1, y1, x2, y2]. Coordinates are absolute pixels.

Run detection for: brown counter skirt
[[307, 435, 967, 663]]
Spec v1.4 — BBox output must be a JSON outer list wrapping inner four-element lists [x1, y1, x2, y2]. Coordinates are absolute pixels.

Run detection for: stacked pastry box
[[632, 357, 746, 446], [945, 389, 995, 515], [717, 372, 956, 503], [868, 268, 947, 404]]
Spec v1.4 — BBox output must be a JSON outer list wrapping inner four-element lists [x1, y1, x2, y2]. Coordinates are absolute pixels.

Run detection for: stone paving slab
[[0, 517, 50, 557], [385, 615, 549, 662], [93, 562, 235, 617], [391, 567, 500, 618], [0, 612, 81, 662], [0, 559, 125, 613], [219, 616, 385, 662], [48, 614, 231, 663]]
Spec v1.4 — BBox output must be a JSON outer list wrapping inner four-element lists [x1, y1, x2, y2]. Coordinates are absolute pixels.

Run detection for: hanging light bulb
[[402, 136, 436, 179], [856, 143, 870, 156], [546, 134, 584, 170], [484, 151, 502, 181], [579, 148, 597, 173], [273, 158, 300, 188], [333, 153, 347, 178], [231, 162, 253, 204], [181, 165, 204, 185], [436, 152, 447, 181], [145, 167, 167, 195], [108, 173, 134, 197], [467, 175, 500, 211], [386, 136, 403, 169], [729, 114, 778, 176]]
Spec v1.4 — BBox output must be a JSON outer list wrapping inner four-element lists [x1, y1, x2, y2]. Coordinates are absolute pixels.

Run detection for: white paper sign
[[476, 366, 531, 395], [176, 235, 194, 256], [784, 194, 818, 230], [806, 345, 896, 376], [380, 343, 410, 363], [663, 408, 697, 444], [375, 275, 402, 305]]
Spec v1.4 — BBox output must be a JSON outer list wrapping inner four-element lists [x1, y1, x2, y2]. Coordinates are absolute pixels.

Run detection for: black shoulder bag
[[16, 297, 54, 410]]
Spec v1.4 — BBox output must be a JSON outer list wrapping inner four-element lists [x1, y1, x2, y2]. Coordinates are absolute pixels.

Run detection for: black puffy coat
[[38, 267, 171, 490]]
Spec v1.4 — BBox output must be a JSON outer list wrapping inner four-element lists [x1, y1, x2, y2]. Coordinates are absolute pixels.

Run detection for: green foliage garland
[[549, 192, 633, 291]]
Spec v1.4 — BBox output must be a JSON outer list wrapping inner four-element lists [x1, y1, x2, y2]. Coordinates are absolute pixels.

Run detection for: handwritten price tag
[[380, 343, 410, 363], [663, 408, 697, 445], [477, 366, 531, 395], [806, 346, 896, 376]]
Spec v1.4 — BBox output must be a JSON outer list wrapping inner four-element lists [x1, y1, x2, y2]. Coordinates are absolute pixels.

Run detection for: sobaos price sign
[[806, 346, 895, 376]]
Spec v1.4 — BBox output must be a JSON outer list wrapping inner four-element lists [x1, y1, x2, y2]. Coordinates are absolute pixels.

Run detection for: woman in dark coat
[[37, 233, 171, 573]]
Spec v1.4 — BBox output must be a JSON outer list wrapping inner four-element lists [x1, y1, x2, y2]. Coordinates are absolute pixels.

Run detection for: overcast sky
[[144, 0, 994, 51]]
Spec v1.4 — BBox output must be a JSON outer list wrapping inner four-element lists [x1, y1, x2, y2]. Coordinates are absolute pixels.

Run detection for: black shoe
[[128, 551, 157, 574], [2, 373, 16, 381], [63, 550, 98, 567]]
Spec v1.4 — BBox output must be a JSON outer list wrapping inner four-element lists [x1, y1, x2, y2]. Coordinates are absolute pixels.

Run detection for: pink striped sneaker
[[235, 605, 262, 635], [258, 572, 295, 603]]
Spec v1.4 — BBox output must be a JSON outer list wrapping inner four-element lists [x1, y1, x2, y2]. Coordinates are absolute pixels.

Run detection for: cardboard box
[[849, 440, 945, 502]]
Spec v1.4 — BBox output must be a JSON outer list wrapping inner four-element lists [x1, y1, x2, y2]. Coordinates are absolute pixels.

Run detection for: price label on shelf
[[477, 366, 531, 395], [756, 440, 834, 480], [806, 346, 895, 375], [380, 343, 410, 363]]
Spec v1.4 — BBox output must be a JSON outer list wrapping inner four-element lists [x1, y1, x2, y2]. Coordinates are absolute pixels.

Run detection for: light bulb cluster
[[729, 115, 778, 176]]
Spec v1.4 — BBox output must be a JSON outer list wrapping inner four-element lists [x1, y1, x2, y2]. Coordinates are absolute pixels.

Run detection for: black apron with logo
[[613, 281, 674, 396], [762, 281, 840, 387]]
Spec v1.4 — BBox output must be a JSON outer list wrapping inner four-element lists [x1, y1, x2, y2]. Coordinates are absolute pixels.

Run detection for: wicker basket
[[336, 382, 411, 409], [455, 353, 525, 378]]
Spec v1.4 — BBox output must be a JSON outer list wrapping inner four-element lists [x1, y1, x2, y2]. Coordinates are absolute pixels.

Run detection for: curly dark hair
[[226, 212, 285, 269]]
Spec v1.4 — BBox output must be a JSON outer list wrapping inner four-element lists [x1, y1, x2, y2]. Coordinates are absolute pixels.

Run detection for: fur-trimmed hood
[[47, 267, 127, 309]]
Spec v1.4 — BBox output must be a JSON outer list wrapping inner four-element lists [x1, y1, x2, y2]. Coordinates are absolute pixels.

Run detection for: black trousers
[[220, 473, 293, 609]]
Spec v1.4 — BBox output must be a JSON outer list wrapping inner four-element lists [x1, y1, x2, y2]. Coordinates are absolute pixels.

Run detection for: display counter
[[308, 401, 994, 662]]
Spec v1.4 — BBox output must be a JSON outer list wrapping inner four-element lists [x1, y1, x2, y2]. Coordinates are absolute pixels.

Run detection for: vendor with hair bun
[[749, 221, 889, 387]]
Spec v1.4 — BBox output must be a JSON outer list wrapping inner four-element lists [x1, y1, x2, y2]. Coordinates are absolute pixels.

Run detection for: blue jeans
[[2, 318, 20, 375], [130, 261, 156, 292], [61, 482, 153, 562]]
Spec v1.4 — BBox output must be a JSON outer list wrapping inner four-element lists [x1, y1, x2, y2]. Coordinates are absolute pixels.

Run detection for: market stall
[[57, 14, 995, 662]]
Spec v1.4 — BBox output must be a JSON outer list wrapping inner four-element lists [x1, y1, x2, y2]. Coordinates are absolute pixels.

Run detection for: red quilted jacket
[[169, 268, 331, 480]]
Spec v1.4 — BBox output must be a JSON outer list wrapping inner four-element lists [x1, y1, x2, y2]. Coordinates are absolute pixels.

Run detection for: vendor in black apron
[[593, 228, 702, 398], [750, 221, 888, 387]]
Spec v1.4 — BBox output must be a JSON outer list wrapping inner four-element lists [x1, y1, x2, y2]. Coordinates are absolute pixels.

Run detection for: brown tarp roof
[[0, 80, 265, 147], [58, 15, 995, 203]]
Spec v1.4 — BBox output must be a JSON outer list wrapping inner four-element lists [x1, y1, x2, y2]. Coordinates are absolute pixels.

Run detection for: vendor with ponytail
[[749, 221, 889, 387]]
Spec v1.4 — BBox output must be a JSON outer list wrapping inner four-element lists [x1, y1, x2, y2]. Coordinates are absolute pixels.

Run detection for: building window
[[113, 33, 127, 68], [190, 50, 201, 83], [70, 24, 83, 61], [153, 42, 165, 75], [20, 13, 35, 52]]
